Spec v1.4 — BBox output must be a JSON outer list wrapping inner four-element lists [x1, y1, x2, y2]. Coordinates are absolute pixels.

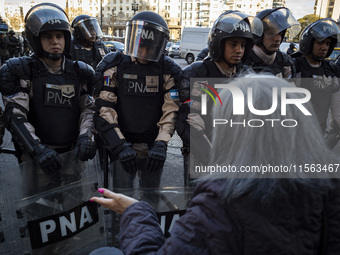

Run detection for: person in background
[[70, 15, 109, 69], [0, 32, 8, 64], [194, 47, 208, 61], [70, 15, 110, 168], [89, 74, 340, 254], [5, 30, 20, 58], [0, 3, 96, 174], [292, 18, 340, 149], [21, 31, 31, 56], [287, 42, 297, 55], [243, 7, 301, 78]]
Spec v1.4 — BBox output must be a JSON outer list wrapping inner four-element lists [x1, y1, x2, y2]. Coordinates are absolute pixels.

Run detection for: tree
[[295, 14, 320, 41], [65, 7, 89, 22], [6, 14, 22, 31]]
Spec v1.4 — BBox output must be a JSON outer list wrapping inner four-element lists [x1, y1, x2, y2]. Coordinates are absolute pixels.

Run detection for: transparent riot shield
[[107, 158, 194, 245], [0, 151, 109, 255]]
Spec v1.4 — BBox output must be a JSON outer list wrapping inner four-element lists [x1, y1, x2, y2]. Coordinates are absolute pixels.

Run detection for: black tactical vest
[[28, 58, 81, 146], [116, 56, 165, 139], [246, 50, 292, 78], [71, 41, 106, 69], [295, 57, 339, 131]]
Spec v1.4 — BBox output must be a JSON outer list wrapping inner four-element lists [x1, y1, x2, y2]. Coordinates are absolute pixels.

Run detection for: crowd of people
[[0, 2, 340, 254], [0, 30, 30, 65]]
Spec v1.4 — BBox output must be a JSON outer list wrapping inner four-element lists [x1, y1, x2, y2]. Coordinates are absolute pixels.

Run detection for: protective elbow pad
[[94, 114, 125, 156], [8, 114, 40, 158]]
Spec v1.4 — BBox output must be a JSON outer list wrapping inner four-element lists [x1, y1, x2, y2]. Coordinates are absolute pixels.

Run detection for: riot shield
[[107, 160, 194, 244], [0, 151, 109, 255]]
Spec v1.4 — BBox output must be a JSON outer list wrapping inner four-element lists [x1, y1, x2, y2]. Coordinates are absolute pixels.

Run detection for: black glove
[[75, 134, 96, 161], [33, 144, 62, 175], [175, 104, 190, 147], [146, 141, 167, 172], [117, 143, 137, 173]]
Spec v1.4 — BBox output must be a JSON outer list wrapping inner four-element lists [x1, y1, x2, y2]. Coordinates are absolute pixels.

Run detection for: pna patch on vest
[[145, 76, 159, 92], [45, 84, 74, 108], [27, 201, 99, 249]]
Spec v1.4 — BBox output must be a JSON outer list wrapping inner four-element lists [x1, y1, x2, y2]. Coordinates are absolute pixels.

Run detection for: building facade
[[1, 0, 289, 42]]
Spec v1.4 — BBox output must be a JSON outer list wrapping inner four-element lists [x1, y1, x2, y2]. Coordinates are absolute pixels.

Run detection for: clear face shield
[[125, 20, 169, 62], [215, 11, 263, 38], [25, 4, 70, 37], [306, 19, 340, 42], [262, 8, 301, 40], [75, 18, 103, 42]]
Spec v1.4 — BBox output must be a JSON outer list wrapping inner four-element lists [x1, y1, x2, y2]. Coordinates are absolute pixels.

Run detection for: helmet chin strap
[[43, 51, 63, 61], [311, 53, 323, 62]]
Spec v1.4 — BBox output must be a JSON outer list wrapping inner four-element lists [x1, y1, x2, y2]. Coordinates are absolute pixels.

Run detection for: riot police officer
[[5, 30, 21, 58], [94, 11, 182, 190], [175, 11, 263, 185], [287, 42, 297, 55], [243, 7, 301, 78], [70, 15, 109, 69], [194, 47, 209, 62], [0, 3, 97, 174], [293, 18, 340, 147]]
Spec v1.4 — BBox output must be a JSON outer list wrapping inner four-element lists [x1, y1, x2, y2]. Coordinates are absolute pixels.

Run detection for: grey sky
[[284, 0, 315, 19]]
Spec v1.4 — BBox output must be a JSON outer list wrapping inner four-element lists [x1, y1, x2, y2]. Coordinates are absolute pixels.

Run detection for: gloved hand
[[33, 144, 62, 175], [118, 143, 137, 173], [146, 141, 167, 172], [75, 134, 96, 161], [175, 104, 190, 147]]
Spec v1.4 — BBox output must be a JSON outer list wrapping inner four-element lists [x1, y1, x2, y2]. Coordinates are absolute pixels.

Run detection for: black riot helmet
[[299, 18, 340, 59], [255, 7, 301, 45], [208, 10, 263, 61], [125, 11, 169, 62], [71, 15, 103, 44], [24, 3, 71, 60]]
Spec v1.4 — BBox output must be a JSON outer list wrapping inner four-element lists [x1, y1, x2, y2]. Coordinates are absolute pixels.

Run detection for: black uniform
[[0, 55, 95, 162], [5, 33, 20, 58], [70, 40, 109, 69], [94, 51, 182, 189], [177, 56, 251, 186], [244, 48, 295, 78], [294, 57, 339, 132]]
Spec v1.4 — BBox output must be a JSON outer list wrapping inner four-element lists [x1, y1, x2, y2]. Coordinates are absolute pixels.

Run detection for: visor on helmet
[[74, 17, 103, 40], [214, 11, 263, 37], [303, 19, 340, 42], [125, 20, 169, 62], [262, 8, 301, 40], [25, 4, 70, 36]]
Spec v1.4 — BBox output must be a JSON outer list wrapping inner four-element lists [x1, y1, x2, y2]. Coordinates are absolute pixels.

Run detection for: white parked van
[[180, 27, 211, 64]]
